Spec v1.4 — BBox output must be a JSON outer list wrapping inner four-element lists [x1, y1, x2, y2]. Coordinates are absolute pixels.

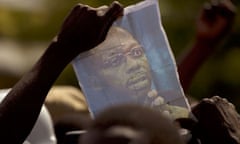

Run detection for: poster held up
[[72, 0, 190, 119]]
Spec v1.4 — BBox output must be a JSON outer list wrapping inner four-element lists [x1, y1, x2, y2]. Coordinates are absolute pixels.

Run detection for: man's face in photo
[[95, 27, 152, 97]]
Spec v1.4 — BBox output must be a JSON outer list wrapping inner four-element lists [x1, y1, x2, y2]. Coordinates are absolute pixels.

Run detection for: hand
[[57, 1, 123, 56], [196, 0, 236, 44], [177, 0, 236, 92]]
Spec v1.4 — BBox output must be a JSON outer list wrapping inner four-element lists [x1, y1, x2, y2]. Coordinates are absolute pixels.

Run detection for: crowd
[[0, 0, 239, 144]]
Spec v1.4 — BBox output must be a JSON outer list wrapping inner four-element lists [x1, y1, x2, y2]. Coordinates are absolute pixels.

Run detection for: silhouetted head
[[80, 104, 185, 144]]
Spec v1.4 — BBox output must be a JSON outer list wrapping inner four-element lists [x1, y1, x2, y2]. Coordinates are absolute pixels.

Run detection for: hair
[[80, 104, 185, 144]]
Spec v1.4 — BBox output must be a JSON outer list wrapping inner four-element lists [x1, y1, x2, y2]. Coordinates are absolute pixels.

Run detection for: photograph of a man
[[80, 26, 189, 118], [94, 26, 152, 102], [73, 0, 190, 118]]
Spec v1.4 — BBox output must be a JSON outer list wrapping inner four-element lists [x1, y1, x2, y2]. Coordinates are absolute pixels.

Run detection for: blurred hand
[[177, 0, 236, 92], [196, 0, 236, 44], [57, 1, 123, 56]]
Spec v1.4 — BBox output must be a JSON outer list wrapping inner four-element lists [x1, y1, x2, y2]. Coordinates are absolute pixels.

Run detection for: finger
[[204, 1, 231, 20], [99, 1, 124, 41], [74, 4, 101, 26], [103, 1, 124, 23], [96, 5, 109, 16], [211, 0, 236, 11], [202, 2, 215, 20], [211, 0, 220, 6], [209, 0, 236, 16], [217, 6, 236, 18], [218, 0, 236, 17], [61, 4, 85, 31], [175, 118, 197, 131]]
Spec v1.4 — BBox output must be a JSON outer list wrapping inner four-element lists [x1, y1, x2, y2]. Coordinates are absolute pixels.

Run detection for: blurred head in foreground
[[80, 104, 185, 144]]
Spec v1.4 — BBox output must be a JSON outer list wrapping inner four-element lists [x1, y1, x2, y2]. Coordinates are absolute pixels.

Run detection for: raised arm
[[177, 0, 236, 92], [0, 2, 123, 143]]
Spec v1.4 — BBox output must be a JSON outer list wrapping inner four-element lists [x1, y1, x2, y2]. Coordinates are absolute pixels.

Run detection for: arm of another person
[[177, 0, 236, 92], [0, 2, 123, 143]]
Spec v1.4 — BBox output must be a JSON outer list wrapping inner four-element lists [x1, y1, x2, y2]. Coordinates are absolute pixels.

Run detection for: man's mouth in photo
[[126, 71, 150, 91]]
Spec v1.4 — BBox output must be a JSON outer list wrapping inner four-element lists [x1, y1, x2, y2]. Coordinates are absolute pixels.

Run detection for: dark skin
[[177, 0, 236, 92], [0, 2, 123, 144]]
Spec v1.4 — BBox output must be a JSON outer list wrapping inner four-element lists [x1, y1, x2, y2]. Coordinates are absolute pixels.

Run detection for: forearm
[[0, 41, 72, 143], [0, 2, 123, 143], [177, 39, 217, 92]]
